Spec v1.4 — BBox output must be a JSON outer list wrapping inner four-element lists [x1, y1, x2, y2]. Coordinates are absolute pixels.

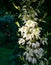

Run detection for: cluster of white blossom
[[18, 20, 48, 65], [18, 5, 38, 22], [23, 46, 44, 64], [18, 0, 48, 64], [19, 20, 41, 42]]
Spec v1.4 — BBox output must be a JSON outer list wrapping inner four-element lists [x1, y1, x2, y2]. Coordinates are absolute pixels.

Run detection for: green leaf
[[0, 48, 13, 65]]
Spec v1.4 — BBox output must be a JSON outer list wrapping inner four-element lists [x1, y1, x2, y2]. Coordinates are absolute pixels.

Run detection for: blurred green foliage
[[0, 48, 13, 65]]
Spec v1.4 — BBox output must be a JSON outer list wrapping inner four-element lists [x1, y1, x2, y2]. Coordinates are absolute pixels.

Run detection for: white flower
[[31, 43, 36, 48], [38, 48, 44, 58], [18, 19, 47, 64], [31, 58, 37, 64], [23, 52, 29, 58], [23, 34, 34, 41], [23, 64, 28, 65], [39, 60, 44, 65], [44, 58, 48, 62], [26, 46, 34, 56], [34, 12, 38, 16], [41, 38, 48, 45], [29, 28, 33, 33], [29, 50, 33, 56], [32, 42, 40, 48], [19, 20, 41, 41], [22, 14, 30, 21], [19, 26, 28, 36], [23, 52, 32, 62], [27, 56, 32, 62], [25, 34, 32, 40], [34, 48, 44, 58], [26, 41, 32, 46], [25, 20, 38, 28], [33, 27, 41, 39], [33, 49, 38, 54], [23, 33, 27, 38], [38, 48, 44, 54], [26, 45, 32, 51], [18, 38, 25, 45], [36, 42, 40, 47]]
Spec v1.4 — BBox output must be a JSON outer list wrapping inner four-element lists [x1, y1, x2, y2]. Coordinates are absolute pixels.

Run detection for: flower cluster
[[23, 46, 44, 64], [18, 20, 48, 65], [19, 20, 41, 42], [18, 5, 38, 22]]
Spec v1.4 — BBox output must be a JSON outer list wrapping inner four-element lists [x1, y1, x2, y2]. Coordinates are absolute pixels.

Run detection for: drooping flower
[[34, 48, 44, 59], [18, 19, 48, 65], [31, 58, 37, 64], [19, 26, 28, 36], [18, 38, 25, 45], [39, 60, 45, 65], [25, 20, 38, 28]]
